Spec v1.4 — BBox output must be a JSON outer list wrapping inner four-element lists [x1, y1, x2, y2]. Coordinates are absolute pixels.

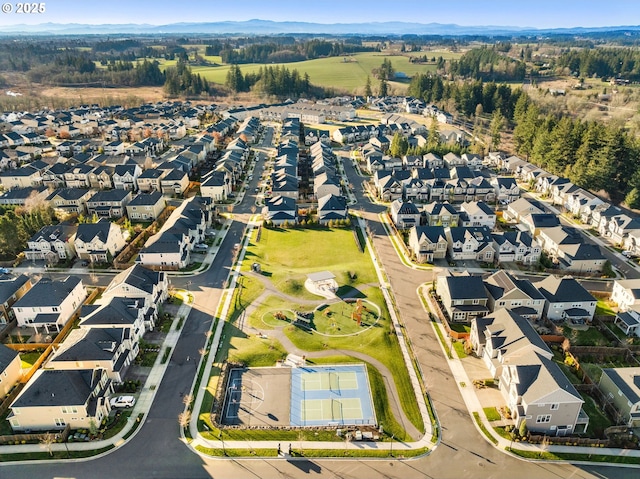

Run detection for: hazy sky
[[0, 0, 638, 29]]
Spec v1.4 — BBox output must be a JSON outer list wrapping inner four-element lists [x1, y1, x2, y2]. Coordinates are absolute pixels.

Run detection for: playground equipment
[[351, 299, 363, 326]]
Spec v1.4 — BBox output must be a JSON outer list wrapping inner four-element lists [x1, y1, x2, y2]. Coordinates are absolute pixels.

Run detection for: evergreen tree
[[364, 75, 372, 98], [489, 110, 504, 151], [378, 78, 388, 97]]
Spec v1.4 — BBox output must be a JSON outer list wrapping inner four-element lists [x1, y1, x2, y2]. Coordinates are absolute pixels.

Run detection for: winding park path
[[238, 270, 423, 441]]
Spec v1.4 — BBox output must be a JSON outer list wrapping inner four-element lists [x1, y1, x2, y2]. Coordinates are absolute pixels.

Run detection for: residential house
[[445, 226, 495, 262], [521, 213, 560, 238], [459, 201, 496, 229], [126, 191, 166, 221], [491, 231, 541, 265], [0, 274, 33, 325], [314, 172, 341, 200], [47, 188, 92, 217], [47, 328, 135, 383], [492, 177, 520, 203], [538, 226, 605, 273], [0, 344, 21, 397], [63, 163, 93, 188], [86, 189, 132, 219], [113, 163, 142, 191], [262, 196, 298, 226], [0, 186, 49, 206], [41, 163, 71, 189], [0, 165, 42, 189], [424, 202, 459, 227], [389, 200, 421, 229], [101, 264, 168, 305], [80, 295, 156, 341], [8, 368, 112, 432], [483, 270, 545, 321], [74, 219, 126, 263], [536, 275, 597, 322], [160, 168, 189, 196], [136, 168, 167, 192], [138, 196, 212, 270], [599, 368, 640, 427], [611, 279, 640, 312], [614, 310, 640, 337], [88, 165, 114, 189], [13, 276, 87, 334], [408, 225, 447, 263], [436, 272, 489, 322], [24, 224, 77, 262], [317, 194, 348, 225], [470, 308, 587, 435], [504, 198, 546, 223]]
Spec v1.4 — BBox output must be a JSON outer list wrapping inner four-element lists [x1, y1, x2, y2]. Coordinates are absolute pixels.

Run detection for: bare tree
[[39, 432, 56, 457], [178, 410, 192, 429], [182, 393, 194, 409]]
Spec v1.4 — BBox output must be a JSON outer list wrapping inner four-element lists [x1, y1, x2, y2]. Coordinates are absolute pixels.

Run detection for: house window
[[536, 415, 551, 423], [54, 418, 66, 427], [472, 299, 480, 305], [498, 301, 506, 307], [550, 403, 559, 410]]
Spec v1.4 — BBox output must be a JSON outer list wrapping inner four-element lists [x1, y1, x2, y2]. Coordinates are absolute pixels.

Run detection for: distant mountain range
[[1, 19, 640, 36]]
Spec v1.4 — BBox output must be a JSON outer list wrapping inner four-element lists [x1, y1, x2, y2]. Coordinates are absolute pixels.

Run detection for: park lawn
[[283, 286, 424, 436], [247, 295, 308, 330], [247, 227, 378, 298]]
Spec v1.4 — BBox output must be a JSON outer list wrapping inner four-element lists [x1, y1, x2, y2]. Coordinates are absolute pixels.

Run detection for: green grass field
[[154, 52, 439, 93], [246, 227, 378, 297]]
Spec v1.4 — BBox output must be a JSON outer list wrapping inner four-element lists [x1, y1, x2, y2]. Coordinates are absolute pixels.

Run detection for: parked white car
[[110, 395, 136, 408]]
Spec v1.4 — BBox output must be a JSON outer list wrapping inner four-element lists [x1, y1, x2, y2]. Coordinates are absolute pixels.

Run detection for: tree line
[[447, 47, 526, 82], [0, 202, 56, 260], [556, 48, 640, 80], [218, 39, 375, 64], [512, 94, 640, 205], [225, 64, 313, 98]]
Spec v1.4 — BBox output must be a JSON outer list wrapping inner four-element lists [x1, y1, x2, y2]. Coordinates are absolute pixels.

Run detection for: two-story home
[[445, 226, 495, 262], [87, 165, 114, 190], [459, 201, 496, 229], [504, 198, 546, 223], [408, 225, 447, 263], [0, 274, 33, 325], [317, 194, 348, 225], [0, 344, 21, 398], [126, 191, 166, 221], [112, 163, 142, 191], [389, 199, 421, 229], [491, 231, 541, 265], [46, 327, 135, 383], [471, 308, 587, 436], [24, 224, 77, 262], [492, 177, 520, 204], [538, 226, 605, 273], [159, 168, 189, 196], [101, 263, 168, 305], [86, 189, 132, 219], [79, 295, 155, 342], [200, 170, 231, 202], [262, 195, 298, 226], [136, 168, 167, 192], [74, 219, 126, 263], [536, 275, 597, 323], [599, 368, 640, 427], [436, 272, 489, 322], [13, 276, 87, 334], [424, 202, 459, 227], [483, 270, 545, 321], [47, 188, 93, 217], [611, 278, 640, 312], [8, 368, 112, 432]]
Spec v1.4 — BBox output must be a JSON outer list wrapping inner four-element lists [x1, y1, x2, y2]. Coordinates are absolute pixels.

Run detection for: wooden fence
[[0, 424, 70, 446], [424, 289, 470, 340]]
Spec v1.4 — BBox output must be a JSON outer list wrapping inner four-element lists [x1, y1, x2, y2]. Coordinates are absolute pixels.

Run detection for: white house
[[74, 218, 127, 263]]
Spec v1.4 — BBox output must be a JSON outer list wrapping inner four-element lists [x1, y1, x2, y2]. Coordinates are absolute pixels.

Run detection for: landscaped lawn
[[563, 325, 611, 346], [19, 351, 42, 369], [205, 226, 425, 442], [245, 227, 378, 299], [483, 407, 501, 422], [581, 393, 612, 437]]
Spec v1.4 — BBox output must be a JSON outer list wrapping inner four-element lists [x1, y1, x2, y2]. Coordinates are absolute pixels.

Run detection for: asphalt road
[[0, 148, 633, 478]]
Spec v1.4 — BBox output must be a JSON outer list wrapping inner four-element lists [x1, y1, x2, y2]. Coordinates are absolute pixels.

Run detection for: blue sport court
[[290, 364, 376, 427]]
